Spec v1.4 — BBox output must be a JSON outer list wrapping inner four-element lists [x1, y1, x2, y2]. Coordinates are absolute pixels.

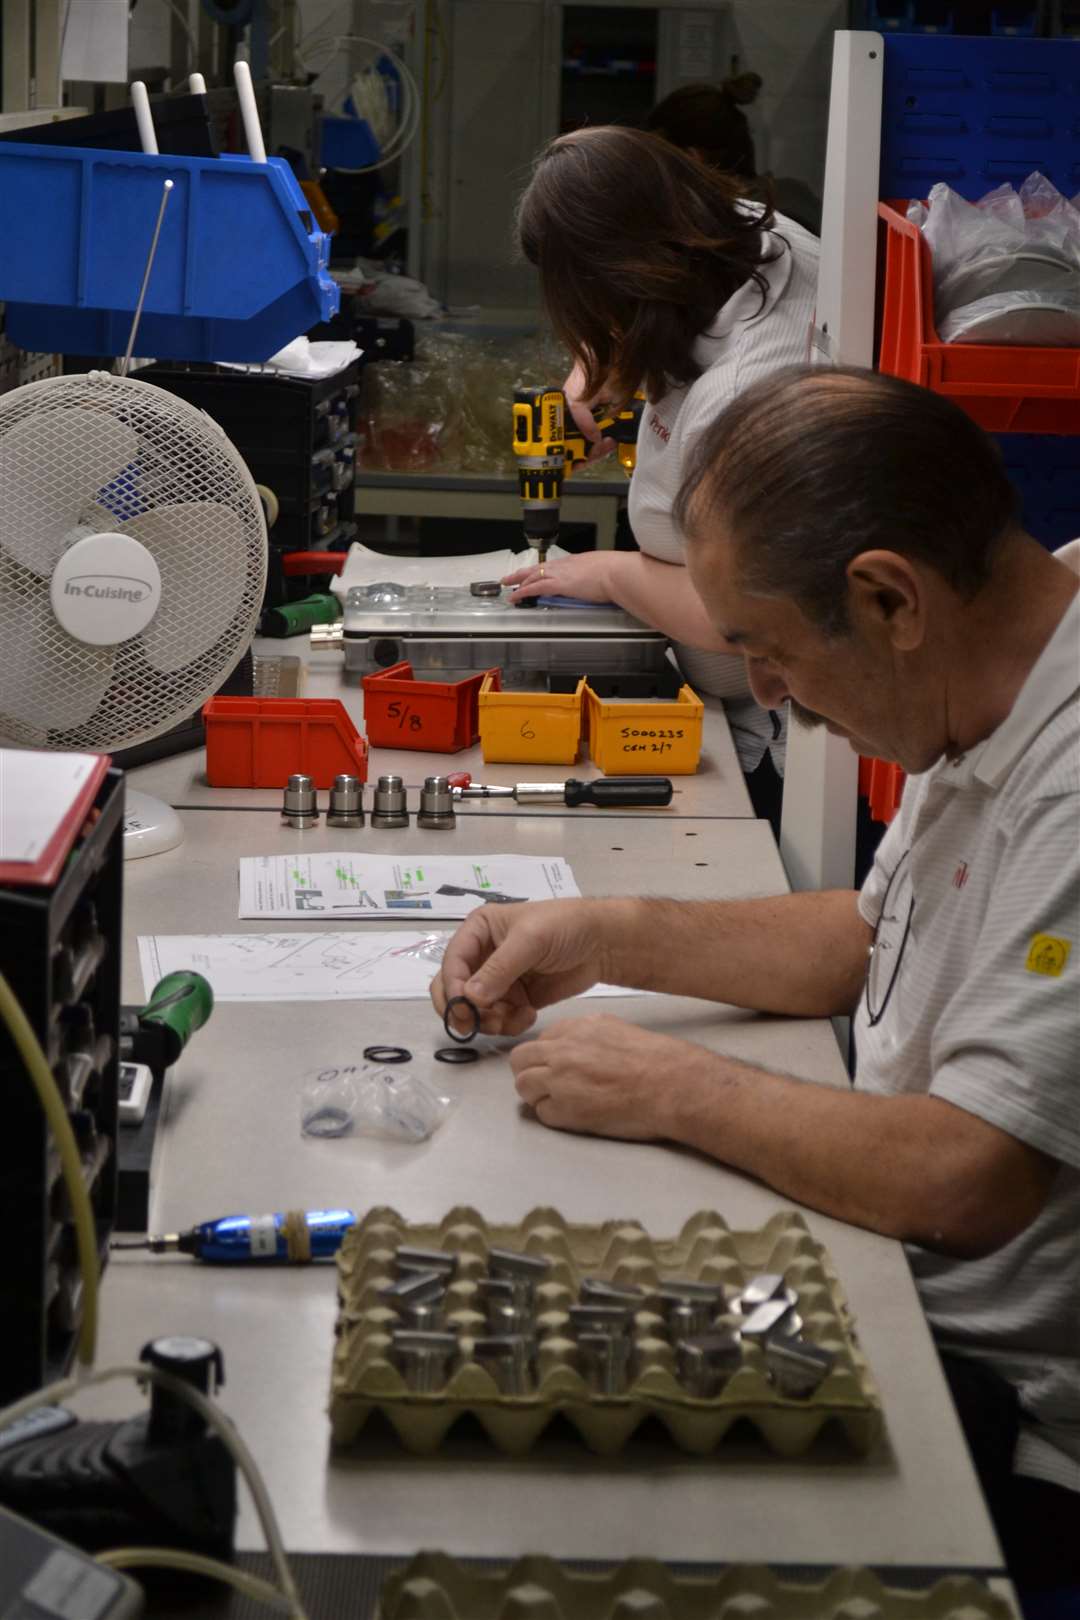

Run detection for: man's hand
[[511, 1015, 707, 1140], [502, 550, 616, 605], [430, 899, 606, 1037]]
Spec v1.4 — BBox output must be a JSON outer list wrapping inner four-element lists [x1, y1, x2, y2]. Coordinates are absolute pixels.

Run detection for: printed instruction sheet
[[138, 931, 635, 1004], [238, 853, 580, 921]]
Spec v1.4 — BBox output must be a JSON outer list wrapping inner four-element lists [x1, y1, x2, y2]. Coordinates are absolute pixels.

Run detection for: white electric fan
[[0, 371, 267, 857]]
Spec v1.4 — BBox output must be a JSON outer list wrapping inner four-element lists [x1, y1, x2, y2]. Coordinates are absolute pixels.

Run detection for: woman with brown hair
[[502, 125, 819, 827]]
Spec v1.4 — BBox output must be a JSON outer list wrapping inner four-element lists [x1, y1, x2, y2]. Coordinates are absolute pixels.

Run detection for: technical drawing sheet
[[237, 852, 580, 921], [137, 932, 636, 1003]]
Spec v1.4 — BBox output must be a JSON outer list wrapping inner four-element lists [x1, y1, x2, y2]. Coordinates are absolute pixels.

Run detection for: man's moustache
[[790, 699, 828, 730]]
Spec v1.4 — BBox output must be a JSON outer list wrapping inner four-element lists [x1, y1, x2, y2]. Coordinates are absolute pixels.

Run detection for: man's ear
[[846, 550, 925, 651]]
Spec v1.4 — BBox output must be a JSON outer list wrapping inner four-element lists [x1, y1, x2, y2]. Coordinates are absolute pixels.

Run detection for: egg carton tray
[[330, 1207, 883, 1458], [376, 1555, 1013, 1620]]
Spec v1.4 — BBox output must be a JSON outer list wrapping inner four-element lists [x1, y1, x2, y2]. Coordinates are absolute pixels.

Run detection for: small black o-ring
[[363, 1045, 412, 1064], [434, 1046, 480, 1064], [443, 995, 481, 1045]]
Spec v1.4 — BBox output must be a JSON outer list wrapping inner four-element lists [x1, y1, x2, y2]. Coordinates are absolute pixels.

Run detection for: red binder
[[0, 751, 112, 888]]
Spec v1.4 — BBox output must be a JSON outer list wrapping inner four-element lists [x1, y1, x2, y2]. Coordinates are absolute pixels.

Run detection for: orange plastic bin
[[202, 696, 368, 789], [877, 201, 1080, 434], [362, 662, 498, 752]]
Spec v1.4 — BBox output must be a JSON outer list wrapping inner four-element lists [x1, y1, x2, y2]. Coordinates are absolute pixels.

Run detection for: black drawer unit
[[0, 770, 124, 1404], [139, 361, 361, 570]]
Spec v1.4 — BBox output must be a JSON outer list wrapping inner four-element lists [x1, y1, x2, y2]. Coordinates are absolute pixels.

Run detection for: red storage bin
[[859, 756, 906, 827], [877, 201, 1080, 434], [362, 662, 499, 752], [203, 697, 368, 789]]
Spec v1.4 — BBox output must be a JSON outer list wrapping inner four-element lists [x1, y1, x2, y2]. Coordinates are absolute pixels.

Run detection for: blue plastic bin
[[0, 142, 339, 362]]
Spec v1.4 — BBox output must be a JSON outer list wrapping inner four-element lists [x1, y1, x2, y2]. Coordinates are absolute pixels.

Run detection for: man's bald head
[[674, 366, 1018, 636]]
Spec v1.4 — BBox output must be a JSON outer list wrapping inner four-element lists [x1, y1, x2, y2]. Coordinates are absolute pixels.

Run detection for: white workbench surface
[[85, 790, 1005, 1576], [127, 638, 752, 819]]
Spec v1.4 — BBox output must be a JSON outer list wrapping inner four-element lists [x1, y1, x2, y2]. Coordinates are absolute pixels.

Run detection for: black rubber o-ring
[[443, 995, 480, 1044], [363, 1045, 412, 1064], [434, 1046, 480, 1064]]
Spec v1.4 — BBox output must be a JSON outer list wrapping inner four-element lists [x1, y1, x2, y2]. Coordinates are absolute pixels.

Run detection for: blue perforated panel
[[880, 33, 1080, 549], [880, 33, 1080, 200]]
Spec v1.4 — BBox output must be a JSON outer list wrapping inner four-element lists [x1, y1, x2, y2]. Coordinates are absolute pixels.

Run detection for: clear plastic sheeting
[[908, 174, 1080, 344], [357, 328, 616, 478]]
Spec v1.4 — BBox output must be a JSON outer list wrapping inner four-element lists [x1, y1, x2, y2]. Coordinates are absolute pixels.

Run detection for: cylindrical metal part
[[662, 1297, 716, 1341], [675, 1330, 742, 1399], [471, 1334, 534, 1396], [327, 773, 365, 828], [576, 1331, 631, 1396], [309, 622, 344, 650], [507, 782, 565, 804], [486, 1298, 535, 1337], [417, 775, 456, 831], [371, 773, 408, 830], [282, 773, 318, 828], [390, 1329, 457, 1392]]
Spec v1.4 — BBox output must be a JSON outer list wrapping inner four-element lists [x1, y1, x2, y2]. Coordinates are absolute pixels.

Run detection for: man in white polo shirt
[[433, 368, 1079, 1593]]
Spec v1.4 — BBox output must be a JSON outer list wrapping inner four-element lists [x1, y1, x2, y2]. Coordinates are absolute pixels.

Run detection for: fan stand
[[124, 789, 184, 860]]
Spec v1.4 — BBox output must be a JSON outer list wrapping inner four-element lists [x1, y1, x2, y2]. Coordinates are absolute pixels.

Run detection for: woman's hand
[[564, 360, 616, 463], [502, 551, 616, 605]]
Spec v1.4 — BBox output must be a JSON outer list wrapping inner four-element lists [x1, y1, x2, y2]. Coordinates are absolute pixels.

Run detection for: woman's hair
[[646, 78, 761, 177], [515, 125, 778, 407]]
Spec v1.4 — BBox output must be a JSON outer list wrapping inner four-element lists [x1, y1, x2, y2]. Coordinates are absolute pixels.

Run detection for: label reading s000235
[[249, 1215, 279, 1257], [620, 725, 685, 757]]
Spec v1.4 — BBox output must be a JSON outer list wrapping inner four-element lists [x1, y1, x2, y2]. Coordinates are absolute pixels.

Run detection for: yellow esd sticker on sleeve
[[1025, 934, 1072, 977]]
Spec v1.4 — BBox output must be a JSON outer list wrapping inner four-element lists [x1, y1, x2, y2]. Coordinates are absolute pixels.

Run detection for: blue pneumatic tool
[[111, 1208, 357, 1263]]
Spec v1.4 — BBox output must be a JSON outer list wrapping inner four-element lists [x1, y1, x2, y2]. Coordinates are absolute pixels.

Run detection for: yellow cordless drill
[[512, 386, 644, 564]]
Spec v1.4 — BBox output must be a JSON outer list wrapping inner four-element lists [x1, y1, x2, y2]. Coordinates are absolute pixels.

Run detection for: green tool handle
[[262, 592, 341, 638], [564, 777, 673, 808], [140, 972, 214, 1066]]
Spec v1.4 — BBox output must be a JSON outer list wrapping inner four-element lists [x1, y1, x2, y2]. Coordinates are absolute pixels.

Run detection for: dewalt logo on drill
[[542, 391, 563, 445]]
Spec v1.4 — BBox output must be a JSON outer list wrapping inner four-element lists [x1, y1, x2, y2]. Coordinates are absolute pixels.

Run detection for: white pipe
[[131, 81, 158, 155], [233, 59, 267, 164], [189, 72, 207, 94]]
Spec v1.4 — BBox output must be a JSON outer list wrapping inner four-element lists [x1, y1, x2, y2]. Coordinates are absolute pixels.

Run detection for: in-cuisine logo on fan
[[63, 573, 155, 606], [50, 533, 162, 646]]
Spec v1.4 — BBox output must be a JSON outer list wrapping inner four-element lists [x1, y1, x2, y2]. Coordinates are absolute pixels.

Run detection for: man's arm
[[595, 892, 870, 1015], [510, 1018, 1059, 1258], [432, 891, 871, 1037]]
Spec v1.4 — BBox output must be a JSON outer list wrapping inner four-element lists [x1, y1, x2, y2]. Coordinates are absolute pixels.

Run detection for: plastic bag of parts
[[300, 1062, 455, 1143], [907, 174, 1080, 337], [938, 287, 1080, 347], [357, 327, 614, 478]]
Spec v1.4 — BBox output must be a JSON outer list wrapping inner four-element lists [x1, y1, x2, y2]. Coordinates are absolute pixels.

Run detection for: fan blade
[[0, 561, 114, 732], [0, 409, 138, 577], [125, 502, 249, 675]]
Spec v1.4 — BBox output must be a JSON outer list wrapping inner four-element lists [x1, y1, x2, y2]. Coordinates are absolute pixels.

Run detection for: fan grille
[[0, 372, 267, 752]]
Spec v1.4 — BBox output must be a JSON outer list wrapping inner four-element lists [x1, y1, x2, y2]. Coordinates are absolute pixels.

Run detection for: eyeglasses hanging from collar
[[864, 848, 914, 1028]]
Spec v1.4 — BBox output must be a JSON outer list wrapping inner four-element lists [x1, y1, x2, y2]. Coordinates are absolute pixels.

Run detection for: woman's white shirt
[[627, 212, 821, 772]]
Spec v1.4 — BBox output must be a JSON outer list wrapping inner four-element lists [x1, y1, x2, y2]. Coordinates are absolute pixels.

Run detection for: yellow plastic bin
[[585, 681, 704, 775], [478, 673, 584, 765]]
